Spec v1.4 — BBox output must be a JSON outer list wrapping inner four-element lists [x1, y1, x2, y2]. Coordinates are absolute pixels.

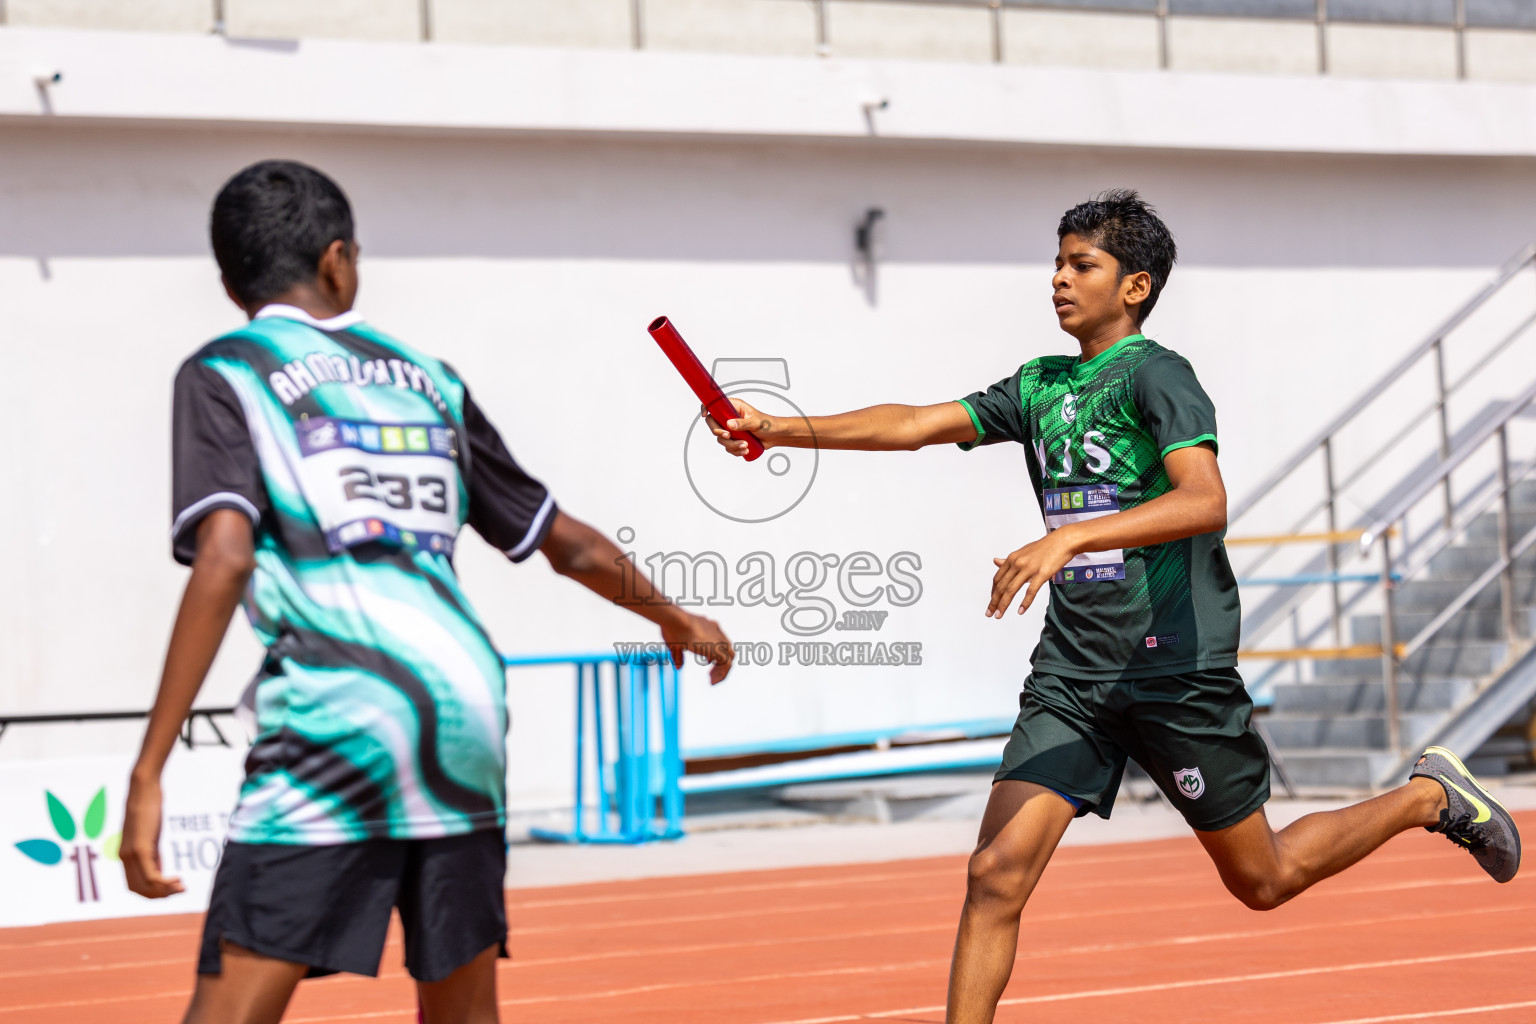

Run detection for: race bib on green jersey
[[1044, 483, 1125, 583]]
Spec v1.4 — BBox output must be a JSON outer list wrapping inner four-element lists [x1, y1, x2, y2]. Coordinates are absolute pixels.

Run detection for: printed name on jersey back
[[267, 350, 449, 413]]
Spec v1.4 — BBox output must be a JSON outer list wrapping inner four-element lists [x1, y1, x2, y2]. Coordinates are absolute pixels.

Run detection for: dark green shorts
[[995, 667, 1270, 832]]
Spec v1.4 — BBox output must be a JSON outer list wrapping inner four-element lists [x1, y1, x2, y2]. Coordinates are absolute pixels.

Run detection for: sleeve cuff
[[955, 398, 985, 452], [170, 492, 262, 565], [503, 495, 557, 563], [1161, 433, 1219, 458]]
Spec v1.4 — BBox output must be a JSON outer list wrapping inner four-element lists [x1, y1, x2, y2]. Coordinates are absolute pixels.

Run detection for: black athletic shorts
[[198, 829, 508, 982], [994, 667, 1270, 832]]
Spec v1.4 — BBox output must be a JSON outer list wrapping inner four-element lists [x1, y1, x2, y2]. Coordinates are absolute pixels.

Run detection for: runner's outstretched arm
[[706, 397, 977, 453], [539, 510, 734, 684], [123, 508, 255, 899]]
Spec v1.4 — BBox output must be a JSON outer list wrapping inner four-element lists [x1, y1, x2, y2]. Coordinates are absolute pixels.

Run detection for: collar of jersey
[[253, 303, 365, 332], [1071, 333, 1145, 379]]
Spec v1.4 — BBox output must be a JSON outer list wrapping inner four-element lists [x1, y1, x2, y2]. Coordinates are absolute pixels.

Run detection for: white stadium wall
[[1, 28, 1535, 815]]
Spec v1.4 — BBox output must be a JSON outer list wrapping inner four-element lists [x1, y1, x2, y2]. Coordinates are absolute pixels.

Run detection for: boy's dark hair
[[1057, 189, 1177, 324], [210, 160, 354, 306]]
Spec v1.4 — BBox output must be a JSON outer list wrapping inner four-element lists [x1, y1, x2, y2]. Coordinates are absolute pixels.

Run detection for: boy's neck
[[1073, 316, 1143, 363], [244, 284, 352, 322]]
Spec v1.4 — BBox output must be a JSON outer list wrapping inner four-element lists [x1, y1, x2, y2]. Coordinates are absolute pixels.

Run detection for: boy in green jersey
[[708, 190, 1519, 1024]]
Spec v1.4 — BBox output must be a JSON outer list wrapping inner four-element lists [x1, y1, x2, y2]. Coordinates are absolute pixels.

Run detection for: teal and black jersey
[[958, 333, 1239, 679], [171, 305, 556, 845]]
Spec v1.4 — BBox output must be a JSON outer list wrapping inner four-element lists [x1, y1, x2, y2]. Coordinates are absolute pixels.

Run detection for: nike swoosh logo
[[1441, 776, 1492, 824]]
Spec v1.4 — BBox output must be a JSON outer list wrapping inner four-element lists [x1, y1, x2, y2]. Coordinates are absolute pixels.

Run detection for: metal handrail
[[1361, 381, 1536, 552], [191, 0, 1536, 75], [1400, 519, 1536, 664], [0, 707, 238, 748], [1229, 243, 1536, 659], [1356, 382, 1536, 755], [1232, 244, 1536, 524], [1239, 307, 1536, 568]]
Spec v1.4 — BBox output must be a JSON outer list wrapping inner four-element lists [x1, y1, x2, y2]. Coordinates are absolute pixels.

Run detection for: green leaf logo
[[15, 839, 62, 865], [16, 788, 111, 902], [83, 787, 106, 840], [46, 791, 76, 841]]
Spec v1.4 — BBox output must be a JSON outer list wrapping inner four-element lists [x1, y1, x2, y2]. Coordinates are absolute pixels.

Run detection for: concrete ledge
[[827, 0, 993, 62], [5, 0, 212, 33], [1468, 28, 1536, 84], [1327, 23, 1458, 80], [225, 0, 423, 43], [1168, 16, 1319, 75], [431, 0, 633, 50], [1001, 9, 1160, 70], [3, 26, 1536, 157], [645, 0, 819, 58]]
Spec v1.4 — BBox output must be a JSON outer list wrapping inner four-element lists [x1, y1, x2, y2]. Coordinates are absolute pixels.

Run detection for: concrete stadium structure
[[1, 13, 1533, 813]]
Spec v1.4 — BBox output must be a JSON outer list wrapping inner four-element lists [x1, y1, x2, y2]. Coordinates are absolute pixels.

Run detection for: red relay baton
[[648, 316, 765, 462]]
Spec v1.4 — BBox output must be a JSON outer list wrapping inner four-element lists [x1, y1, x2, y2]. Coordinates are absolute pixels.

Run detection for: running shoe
[[1411, 745, 1521, 883]]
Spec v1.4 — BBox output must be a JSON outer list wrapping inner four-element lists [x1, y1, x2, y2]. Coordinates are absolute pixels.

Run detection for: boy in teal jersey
[[709, 190, 1520, 1023], [121, 161, 734, 1024]]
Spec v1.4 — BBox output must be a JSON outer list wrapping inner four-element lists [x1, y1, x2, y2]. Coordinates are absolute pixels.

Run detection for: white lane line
[[1312, 1000, 1536, 1024], [306, 941, 1536, 1022], [503, 899, 1536, 971], [0, 990, 190, 1015], [0, 956, 184, 980], [757, 944, 1536, 1024], [0, 927, 196, 951], [505, 846, 1202, 911]]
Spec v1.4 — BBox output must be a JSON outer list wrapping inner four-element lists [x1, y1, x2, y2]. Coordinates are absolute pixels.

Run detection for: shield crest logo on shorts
[[1173, 767, 1205, 800]]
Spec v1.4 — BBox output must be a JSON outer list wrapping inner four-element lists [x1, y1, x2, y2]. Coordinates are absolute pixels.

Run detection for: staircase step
[[1270, 750, 1404, 789], [1393, 575, 1536, 612], [1313, 642, 1509, 679], [1510, 479, 1536, 508], [1351, 607, 1536, 645], [1263, 712, 1442, 751], [1424, 544, 1536, 578], [1270, 677, 1475, 714], [1464, 511, 1536, 546]]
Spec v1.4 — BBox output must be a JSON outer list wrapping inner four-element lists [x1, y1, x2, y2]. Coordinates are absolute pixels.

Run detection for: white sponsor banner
[[0, 747, 247, 929]]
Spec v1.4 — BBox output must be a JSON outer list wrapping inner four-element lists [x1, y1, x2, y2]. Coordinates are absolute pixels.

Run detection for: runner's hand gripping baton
[[648, 316, 765, 462]]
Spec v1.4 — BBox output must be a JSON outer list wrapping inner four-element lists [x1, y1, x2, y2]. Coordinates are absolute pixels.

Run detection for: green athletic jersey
[[171, 305, 556, 844], [957, 333, 1239, 679]]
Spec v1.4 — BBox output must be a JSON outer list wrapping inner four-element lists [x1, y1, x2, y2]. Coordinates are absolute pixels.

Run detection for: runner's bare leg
[[182, 941, 307, 1024], [947, 780, 1077, 1024], [1196, 779, 1446, 910], [417, 943, 501, 1024]]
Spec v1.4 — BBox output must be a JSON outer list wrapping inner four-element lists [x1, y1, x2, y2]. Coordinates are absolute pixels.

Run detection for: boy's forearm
[[750, 402, 975, 451], [1057, 487, 1226, 557], [541, 512, 690, 630], [133, 512, 254, 781]]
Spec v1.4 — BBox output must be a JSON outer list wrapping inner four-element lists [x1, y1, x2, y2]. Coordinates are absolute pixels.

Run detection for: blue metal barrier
[[502, 652, 683, 844]]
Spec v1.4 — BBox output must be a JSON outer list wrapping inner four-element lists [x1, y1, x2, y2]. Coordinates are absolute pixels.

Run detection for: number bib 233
[[296, 417, 461, 557]]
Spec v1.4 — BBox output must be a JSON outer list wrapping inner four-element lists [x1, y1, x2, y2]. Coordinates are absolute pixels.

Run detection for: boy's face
[[1052, 233, 1147, 341]]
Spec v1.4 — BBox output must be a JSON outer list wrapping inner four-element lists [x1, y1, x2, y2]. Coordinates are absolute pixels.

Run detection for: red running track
[[3, 812, 1534, 1024]]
